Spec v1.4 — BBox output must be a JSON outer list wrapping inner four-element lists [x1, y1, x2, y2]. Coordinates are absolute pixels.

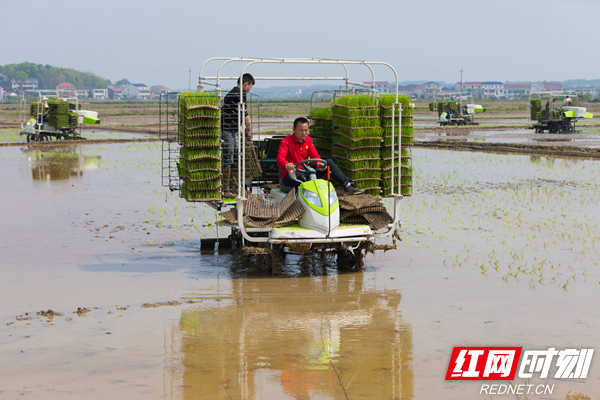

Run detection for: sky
[[2, 0, 599, 90]]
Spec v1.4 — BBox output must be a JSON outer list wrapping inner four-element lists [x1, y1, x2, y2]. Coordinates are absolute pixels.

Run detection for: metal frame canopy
[[198, 57, 400, 100], [197, 57, 404, 198]]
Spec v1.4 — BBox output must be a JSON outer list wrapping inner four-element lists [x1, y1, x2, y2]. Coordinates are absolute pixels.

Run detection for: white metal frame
[[198, 57, 404, 245]]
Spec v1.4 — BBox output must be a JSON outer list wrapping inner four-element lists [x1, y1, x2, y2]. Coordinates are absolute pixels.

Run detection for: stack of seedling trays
[[530, 99, 542, 120], [379, 94, 413, 197], [29, 102, 43, 116], [331, 95, 382, 195], [308, 106, 333, 159], [178, 92, 221, 202], [448, 100, 457, 111], [47, 100, 70, 128], [437, 101, 446, 116], [68, 112, 79, 127]]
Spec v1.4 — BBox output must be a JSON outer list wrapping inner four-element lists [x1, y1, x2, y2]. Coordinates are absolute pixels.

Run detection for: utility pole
[[459, 68, 464, 116], [188, 68, 191, 91]]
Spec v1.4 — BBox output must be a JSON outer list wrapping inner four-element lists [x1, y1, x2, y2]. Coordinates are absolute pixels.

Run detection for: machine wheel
[[256, 254, 273, 274], [271, 245, 284, 275], [336, 249, 355, 270], [27, 134, 34, 142], [39, 134, 48, 141], [353, 248, 365, 269], [229, 231, 242, 255], [549, 123, 559, 134]]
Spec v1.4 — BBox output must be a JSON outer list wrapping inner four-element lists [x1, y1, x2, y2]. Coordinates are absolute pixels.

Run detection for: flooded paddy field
[[1, 142, 599, 399], [417, 128, 600, 149]]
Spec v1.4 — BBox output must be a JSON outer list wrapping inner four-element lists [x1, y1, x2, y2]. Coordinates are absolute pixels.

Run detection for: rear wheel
[[549, 123, 559, 134], [337, 249, 355, 270], [353, 248, 364, 269], [256, 254, 273, 274]]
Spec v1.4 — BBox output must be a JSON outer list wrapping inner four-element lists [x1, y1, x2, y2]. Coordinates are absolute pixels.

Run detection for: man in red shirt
[[277, 117, 364, 195]]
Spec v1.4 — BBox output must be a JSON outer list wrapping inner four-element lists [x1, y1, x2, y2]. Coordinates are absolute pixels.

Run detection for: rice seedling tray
[[332, 147, 381, 159], [182, 172, 222, 182], [382, 159, 411, 170], [332, 157, 380, 170], [181, 181, 221, 191]]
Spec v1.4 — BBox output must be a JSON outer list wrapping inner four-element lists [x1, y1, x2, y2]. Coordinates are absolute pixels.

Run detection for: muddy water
[[1, 143, 600, 399], [417, 128, 600, 148]]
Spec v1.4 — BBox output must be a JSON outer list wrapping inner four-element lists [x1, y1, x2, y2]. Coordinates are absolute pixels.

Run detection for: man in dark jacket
[[221, 73, 255, 197]]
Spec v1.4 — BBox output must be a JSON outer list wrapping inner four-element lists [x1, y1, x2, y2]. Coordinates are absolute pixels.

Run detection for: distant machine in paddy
[[19, 90, 101, 142], [529, 91, 593, 133], [430, 95, 486, 126]]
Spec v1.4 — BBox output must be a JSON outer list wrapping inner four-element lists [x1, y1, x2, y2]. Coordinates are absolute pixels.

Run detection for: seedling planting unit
[[528, 91, 593, 133], [19, 90, 100, 142], [430, 94, 485, 126]]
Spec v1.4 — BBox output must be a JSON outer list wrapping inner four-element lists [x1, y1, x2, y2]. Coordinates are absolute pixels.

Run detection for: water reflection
[[21, 146, 101, 181], [178, 274, 413, 399]]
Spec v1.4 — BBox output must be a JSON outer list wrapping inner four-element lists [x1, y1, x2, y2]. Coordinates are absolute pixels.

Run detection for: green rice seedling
[[182, 148, 220, 160], [310, 127, 333, 139], [68, 112, 78, 127], [179, 92, 220, 108], [30, 102, 43, 116], [346, 159, 381, 170], [382, 158, 411, 170], [186, 170, 221, 181], [179, 114, 220, 127], [309, 106, 332, 119], [333, 135, 381, 149], [345, 168, 382, 180], [179, 133, 220, 148], [381, 150, 411, 164], [179, 126, 220, 138], [332, 147, 380, 160]]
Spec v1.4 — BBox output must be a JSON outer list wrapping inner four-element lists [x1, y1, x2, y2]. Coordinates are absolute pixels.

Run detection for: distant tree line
[[0, 62, 111, 90]]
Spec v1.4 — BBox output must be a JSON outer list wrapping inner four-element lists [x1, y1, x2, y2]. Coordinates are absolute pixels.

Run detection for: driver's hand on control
[[317, 162, 327, 171], [285, 163, 295, 172]]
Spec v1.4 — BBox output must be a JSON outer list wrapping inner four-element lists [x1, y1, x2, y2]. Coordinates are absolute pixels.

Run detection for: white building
[[76, 89, 91, 98], [481, 81, 503, 98], [363, 81, 390, 93], [123, 83, 150, 99], [91, 89, 108, 100], [11, 78, 39, 91]]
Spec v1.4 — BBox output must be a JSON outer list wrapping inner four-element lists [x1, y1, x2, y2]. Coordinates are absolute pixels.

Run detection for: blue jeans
[[221, 130, 237, 168]]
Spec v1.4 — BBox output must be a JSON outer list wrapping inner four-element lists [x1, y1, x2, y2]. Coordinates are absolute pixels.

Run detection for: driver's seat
[[279, 167, 293, 193]]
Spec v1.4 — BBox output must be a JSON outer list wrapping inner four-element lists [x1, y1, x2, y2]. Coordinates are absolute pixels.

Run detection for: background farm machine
[[160, 57, 410, 274], [19, 90, 100, 142], [528, 91, 593, 133], [429, 95, 486, 126]]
